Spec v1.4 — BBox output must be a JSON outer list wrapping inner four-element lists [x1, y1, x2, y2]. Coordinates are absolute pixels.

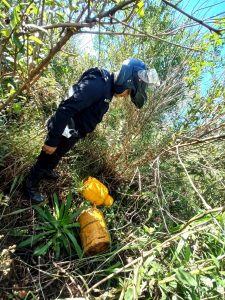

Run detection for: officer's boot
[[25, 165, 46, 204]]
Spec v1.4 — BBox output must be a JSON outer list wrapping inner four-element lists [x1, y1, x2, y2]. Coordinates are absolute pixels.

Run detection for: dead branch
[[176, 145, 211, 210], [137, 133, 225, 169]]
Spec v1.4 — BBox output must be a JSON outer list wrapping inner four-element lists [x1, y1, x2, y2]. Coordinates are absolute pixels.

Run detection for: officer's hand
[[42, 144, 57, 155]]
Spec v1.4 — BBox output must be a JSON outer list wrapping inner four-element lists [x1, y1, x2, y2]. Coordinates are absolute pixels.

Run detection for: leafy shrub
[[18, 194, 84, 259]]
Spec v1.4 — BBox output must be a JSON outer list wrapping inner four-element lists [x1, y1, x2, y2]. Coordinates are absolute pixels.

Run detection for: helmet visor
[[131, 68, 160, 109], [131, 80, 148, 109]]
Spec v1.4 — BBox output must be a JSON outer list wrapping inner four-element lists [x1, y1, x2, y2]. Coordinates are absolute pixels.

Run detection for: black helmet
[[114, 58, 160, 108]]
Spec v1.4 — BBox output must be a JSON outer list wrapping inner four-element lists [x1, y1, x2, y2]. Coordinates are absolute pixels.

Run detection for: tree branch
[[176, 145, 211, 210], [110, 15, 202, 52], [80, 29, 161, 38], [0, 28, 77, 111], [89, 0, 137, 22], [162, 0, 222, 35]]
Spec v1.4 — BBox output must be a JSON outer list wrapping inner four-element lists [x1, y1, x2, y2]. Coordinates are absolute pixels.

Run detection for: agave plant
[[18, 194, 84, 259]]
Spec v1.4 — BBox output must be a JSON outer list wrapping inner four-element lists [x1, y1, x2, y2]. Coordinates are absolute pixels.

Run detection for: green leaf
[[35, 206, 51, 222], [53, 240, 60, 259], [34, 239, 53, 256], [0, 28, 11, 37], [26, 3, 38, 15], [12, 34, 23, 49], [35, 223, 54, 230], [143, 225, 155, 234], [10, 175, 21, 194], [171, 232, 189, 263], [44, 208, 58, 225], [60, 234, 70, 253], [35, 206, 57, 228], [210, 254, 220, 268], [176, 233, 189, 254], [2, 0, 10, 9], [28, 35, 43, 45], [12, 103, 22, 113], [18, 231, 55, 248], [105, 262, 122, 274], [53, 193, 60, 219], [64, 222, 80, 229], [143, 255, 155, 268], [11, 6, 20, 28], [135, 0, 144, 17], [2, 207, 30, 217], [70, 206, 85, 220], [175, 268, 197, 287], [158, 284, 169, 300], [45, 0, 54, 5], [124, 287, 133, 300], [64, 193, 72, 217], [65, 229, 82, 258], [183, 245, 191, 263], [59, 199, 66, 220]]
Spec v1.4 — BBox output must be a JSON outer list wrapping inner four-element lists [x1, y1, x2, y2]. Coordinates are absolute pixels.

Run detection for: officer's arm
[[45, 77, 104, 147]]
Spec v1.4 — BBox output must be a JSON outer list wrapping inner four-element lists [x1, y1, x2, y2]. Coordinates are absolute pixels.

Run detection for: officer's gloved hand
[[42, 144, 57, 155]]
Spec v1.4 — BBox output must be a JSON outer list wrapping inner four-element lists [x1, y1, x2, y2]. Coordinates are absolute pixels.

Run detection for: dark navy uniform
[[36, 67, 115, 170], [26, 58, 151, 203]]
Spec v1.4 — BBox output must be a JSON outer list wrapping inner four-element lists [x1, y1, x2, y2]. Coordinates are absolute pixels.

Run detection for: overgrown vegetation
[[18, 194, 85, 259], [0, 0, 225, 299]]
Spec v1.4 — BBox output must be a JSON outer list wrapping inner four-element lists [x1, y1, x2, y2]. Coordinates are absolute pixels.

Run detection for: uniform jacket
[[45, 68, 115, 147]]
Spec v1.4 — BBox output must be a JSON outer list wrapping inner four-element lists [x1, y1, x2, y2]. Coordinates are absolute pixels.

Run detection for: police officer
[[25, 58, 160, 203]]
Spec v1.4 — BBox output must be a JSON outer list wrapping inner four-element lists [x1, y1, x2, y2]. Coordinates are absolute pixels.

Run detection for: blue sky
[[174, 0, 225, 95], [178, 0, 225, 19]]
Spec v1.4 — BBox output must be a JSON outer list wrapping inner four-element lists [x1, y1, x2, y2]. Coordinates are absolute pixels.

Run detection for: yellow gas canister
[[80, 177, 114, 207], [78, 207, 111, 255]]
